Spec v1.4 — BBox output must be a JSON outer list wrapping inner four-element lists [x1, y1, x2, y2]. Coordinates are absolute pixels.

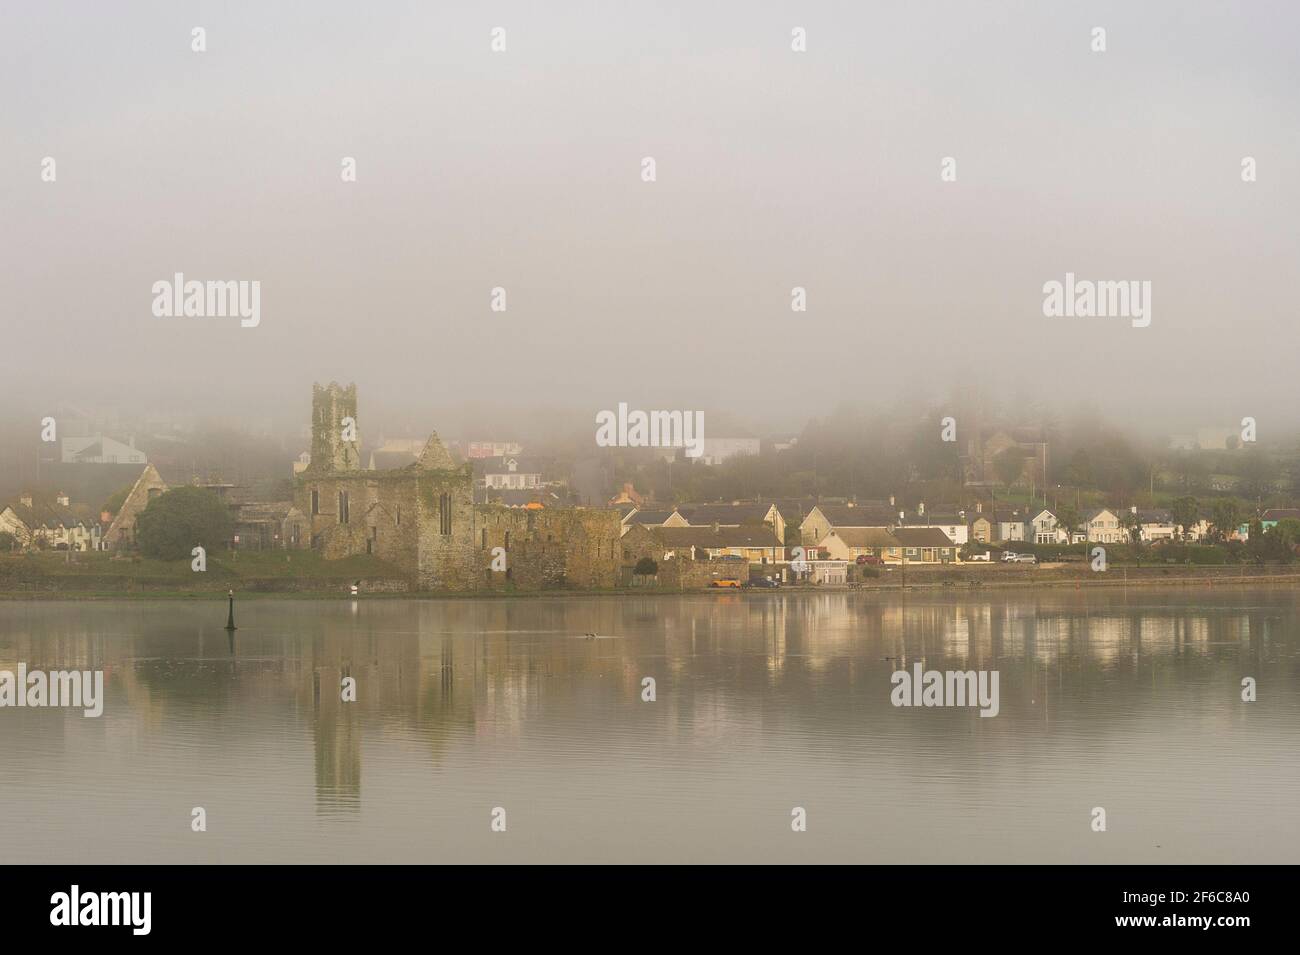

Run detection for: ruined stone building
[[294, 383, 622, 591]]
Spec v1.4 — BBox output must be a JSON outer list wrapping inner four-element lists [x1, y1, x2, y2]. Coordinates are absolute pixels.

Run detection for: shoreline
[[3, 568, 1299, 600]]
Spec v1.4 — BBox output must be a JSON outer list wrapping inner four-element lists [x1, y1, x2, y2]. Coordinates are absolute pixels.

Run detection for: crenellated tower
[[309, 381, 361, 472]]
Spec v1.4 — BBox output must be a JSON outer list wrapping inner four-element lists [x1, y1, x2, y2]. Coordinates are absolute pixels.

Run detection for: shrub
[[135, 487, 233, 560]]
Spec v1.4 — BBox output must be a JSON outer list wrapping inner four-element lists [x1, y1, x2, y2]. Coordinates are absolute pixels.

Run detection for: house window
[[439, 493, 451, 535], [311, 490, 319, 516], [338, 491, 350, 524]]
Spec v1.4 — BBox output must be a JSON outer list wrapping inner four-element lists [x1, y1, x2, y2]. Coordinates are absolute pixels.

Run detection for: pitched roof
[[1262, 508, 1300, 522], [905, 513, 962, 525], [416, 433, 455, 470], [810, 503, 899, 527], [676, 502, 775, 525], [3, 501, 90, 530], [655, 526, 783, 548], [822, 527, 901, 548], [892, 527, 956, 547], [476, 455, 543, 474], [626, 509, 678, 525]]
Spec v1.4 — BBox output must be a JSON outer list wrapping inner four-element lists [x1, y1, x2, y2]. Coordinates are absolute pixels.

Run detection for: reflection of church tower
[[311, 664, 362, 812], [309, 382, 361, 472]]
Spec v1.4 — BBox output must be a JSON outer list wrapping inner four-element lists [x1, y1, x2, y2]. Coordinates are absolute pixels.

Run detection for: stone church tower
[[309, 382, 361, 472]]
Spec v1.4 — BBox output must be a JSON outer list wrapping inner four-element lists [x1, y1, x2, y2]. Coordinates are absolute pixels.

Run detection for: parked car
[[855, 554, 883, 565], [718, 555, 746, 562], [747, 577, 780, 588], [966, 552, 991, 562], [1000, 552, 1020, 562], [710, 579, 743, 588], [1013, 554, 1038, 564]]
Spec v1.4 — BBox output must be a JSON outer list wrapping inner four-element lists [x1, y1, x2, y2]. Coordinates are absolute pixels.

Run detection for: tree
[[1170, 496, 1199, 540], [135, 487, 233, 560], [633, 557, 659, 576], [993, 447, 1027, 488], [1064, 449, 1094, 488], [103, 484, 135, 517], [0, 531, 17, 553], [1055, 504, 1081, 544], [1210, 499, 1241, 543], [1119, 508, 1140, 544]]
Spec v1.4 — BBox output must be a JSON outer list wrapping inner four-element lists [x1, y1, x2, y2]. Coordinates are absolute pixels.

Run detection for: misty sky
[[3, 1, 1299, 438]]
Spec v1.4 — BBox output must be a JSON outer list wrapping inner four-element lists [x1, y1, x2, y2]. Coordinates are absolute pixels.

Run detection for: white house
[[902, 504, 969, 546], [1030, 509, 1070, 544], [699, 437, 761, 466], [1133, 507, 1177, 542], [61, 434, 147, 465], [477, 455, 543, 490]]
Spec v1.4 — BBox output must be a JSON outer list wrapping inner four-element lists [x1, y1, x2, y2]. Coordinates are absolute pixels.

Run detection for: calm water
[[1, 589, 1297, 864]]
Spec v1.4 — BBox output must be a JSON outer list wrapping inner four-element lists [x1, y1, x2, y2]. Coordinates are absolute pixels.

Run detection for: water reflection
[[0, 589, 1295, 863]]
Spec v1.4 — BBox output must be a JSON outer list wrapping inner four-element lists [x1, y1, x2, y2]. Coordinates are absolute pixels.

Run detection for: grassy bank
[[3, 552, 1299, 600], [0, 551, 408, 597]]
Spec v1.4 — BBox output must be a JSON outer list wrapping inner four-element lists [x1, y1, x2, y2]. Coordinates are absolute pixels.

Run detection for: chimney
[[959, 509, 966, 522], [889, 495, 895, 507], [56, 491, 70, 506], [20, 491, 33, 508]]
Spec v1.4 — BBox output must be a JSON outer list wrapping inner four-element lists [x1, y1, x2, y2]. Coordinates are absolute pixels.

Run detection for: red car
[[855, 554, 883, 565]]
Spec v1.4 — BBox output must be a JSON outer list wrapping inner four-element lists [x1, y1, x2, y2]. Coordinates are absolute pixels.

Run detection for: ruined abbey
[[294, 383, 622, 591]]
